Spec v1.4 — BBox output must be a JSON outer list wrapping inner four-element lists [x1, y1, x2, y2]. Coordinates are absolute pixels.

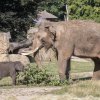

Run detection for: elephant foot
[[59, 73, 70, 82], [92, 70, 100, 80]]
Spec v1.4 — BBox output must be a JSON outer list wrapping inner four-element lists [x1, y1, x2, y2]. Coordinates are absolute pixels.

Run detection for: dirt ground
[[0, 72, 98, 100], [0, 86, 99, 100]]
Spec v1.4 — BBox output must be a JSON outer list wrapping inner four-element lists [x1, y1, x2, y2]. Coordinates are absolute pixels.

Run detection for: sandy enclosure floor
[[0, 87, 99, 100]]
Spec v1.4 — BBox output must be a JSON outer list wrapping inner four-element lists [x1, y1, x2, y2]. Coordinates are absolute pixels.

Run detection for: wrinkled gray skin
[[0, 61, 24, 85], [31, 20, 100, 81], [27, 27, 43, 68], [27, 27, 54, 68], [9, 40, 32, 54]]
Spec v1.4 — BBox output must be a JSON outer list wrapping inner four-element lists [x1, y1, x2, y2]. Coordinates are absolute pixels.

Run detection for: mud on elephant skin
[[29, 20, 100, 81], [0, 61, 24, 85]]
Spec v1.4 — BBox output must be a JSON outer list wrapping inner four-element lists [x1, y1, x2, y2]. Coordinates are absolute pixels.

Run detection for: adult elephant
[[22, 20, 100, 81]]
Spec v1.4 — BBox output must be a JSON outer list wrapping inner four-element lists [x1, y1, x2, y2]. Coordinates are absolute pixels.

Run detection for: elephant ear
[[38, 21, 56, 42], [43, 22, 56, 41], [49, 25, 56, 35], [44, 26, 56, 42], [44, 22, 56, 35]]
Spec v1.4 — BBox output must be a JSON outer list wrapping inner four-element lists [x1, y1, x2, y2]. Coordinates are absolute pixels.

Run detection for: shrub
[[17, 64, 69, 86]]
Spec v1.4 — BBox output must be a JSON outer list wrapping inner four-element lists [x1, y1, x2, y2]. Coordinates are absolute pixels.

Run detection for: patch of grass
[[43, 61, 58, 75], [0, 77, 12, 86], [0, 60, 94, 86], [17, 64, 70, 86], [52, 80, 100, 97], [71, 61, 94, 73], [43, 60, 94, 75], [0, 61, 99, 98], [39, 61, 94, 85]]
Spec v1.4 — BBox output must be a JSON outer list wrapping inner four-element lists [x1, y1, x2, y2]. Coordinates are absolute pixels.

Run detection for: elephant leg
[[10, 71, 17, 85], [11, 75, 16, 85], [58, 51, 71, 81], [34, 54, 43, 69], [57, 43, 74, 81], [92, 58, 100, 80]]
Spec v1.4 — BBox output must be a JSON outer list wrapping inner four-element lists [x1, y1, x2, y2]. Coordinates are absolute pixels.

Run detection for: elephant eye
[[37, 35, 40, 39], [41, 38, 45, 44]]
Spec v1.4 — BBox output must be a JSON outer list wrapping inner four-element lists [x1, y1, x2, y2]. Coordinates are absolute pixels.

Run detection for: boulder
[[0, 54, 9, 62], [9, 54, 30, 66], [0, 32, 10, 54], [0, 54, 30, 66]]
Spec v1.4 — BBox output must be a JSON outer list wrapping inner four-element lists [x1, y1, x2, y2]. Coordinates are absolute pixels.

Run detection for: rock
[[0, 32, 10, 54], [0, 54, 9, 62], [9, 54, 30, 66], [0, 54, 30, 66]]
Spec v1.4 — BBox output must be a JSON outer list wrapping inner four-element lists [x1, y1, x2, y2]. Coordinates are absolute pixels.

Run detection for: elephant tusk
[[20, 47, 39, 55], [32, 47, 39, 53], [20, 51, 33, 55]]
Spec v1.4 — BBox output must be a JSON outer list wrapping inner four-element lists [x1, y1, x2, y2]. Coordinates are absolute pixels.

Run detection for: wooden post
[[66, 4, 69, 21]]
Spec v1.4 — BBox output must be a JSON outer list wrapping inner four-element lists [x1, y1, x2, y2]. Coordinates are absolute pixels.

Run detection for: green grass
[[71, 61, 94, 73], [0, 60, 94, 86], [0, 60, 99, 98], [43, 60, 94, 75], [51, 80, 100, 97], [0, 77, 12, 86]]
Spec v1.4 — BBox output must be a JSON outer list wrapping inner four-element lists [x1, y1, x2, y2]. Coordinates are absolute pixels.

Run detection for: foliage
[[0, 61, 94, 86], [19, 64, 52, 85], [0, 0, 100, 41], [17, 60, 93, 86], [0, 0, 44, 41], [37, 0, 67, 20], [38, 0, 100, 22], [68, 0, 100, 22], [17, 64, 69, 86]]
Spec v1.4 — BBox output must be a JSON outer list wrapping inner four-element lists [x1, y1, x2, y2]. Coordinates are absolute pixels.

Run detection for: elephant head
[[14, 61, 24, 72], [20, 21, 63, 57], [31, 22, 57, 53], [31, 21, 65, 54]]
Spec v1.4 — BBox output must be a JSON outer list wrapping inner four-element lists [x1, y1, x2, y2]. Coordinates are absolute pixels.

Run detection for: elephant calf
[[0, 61, 24, 85]]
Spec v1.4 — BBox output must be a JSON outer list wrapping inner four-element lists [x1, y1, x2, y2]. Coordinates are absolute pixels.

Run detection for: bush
[[17, 64, 69, 86]]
